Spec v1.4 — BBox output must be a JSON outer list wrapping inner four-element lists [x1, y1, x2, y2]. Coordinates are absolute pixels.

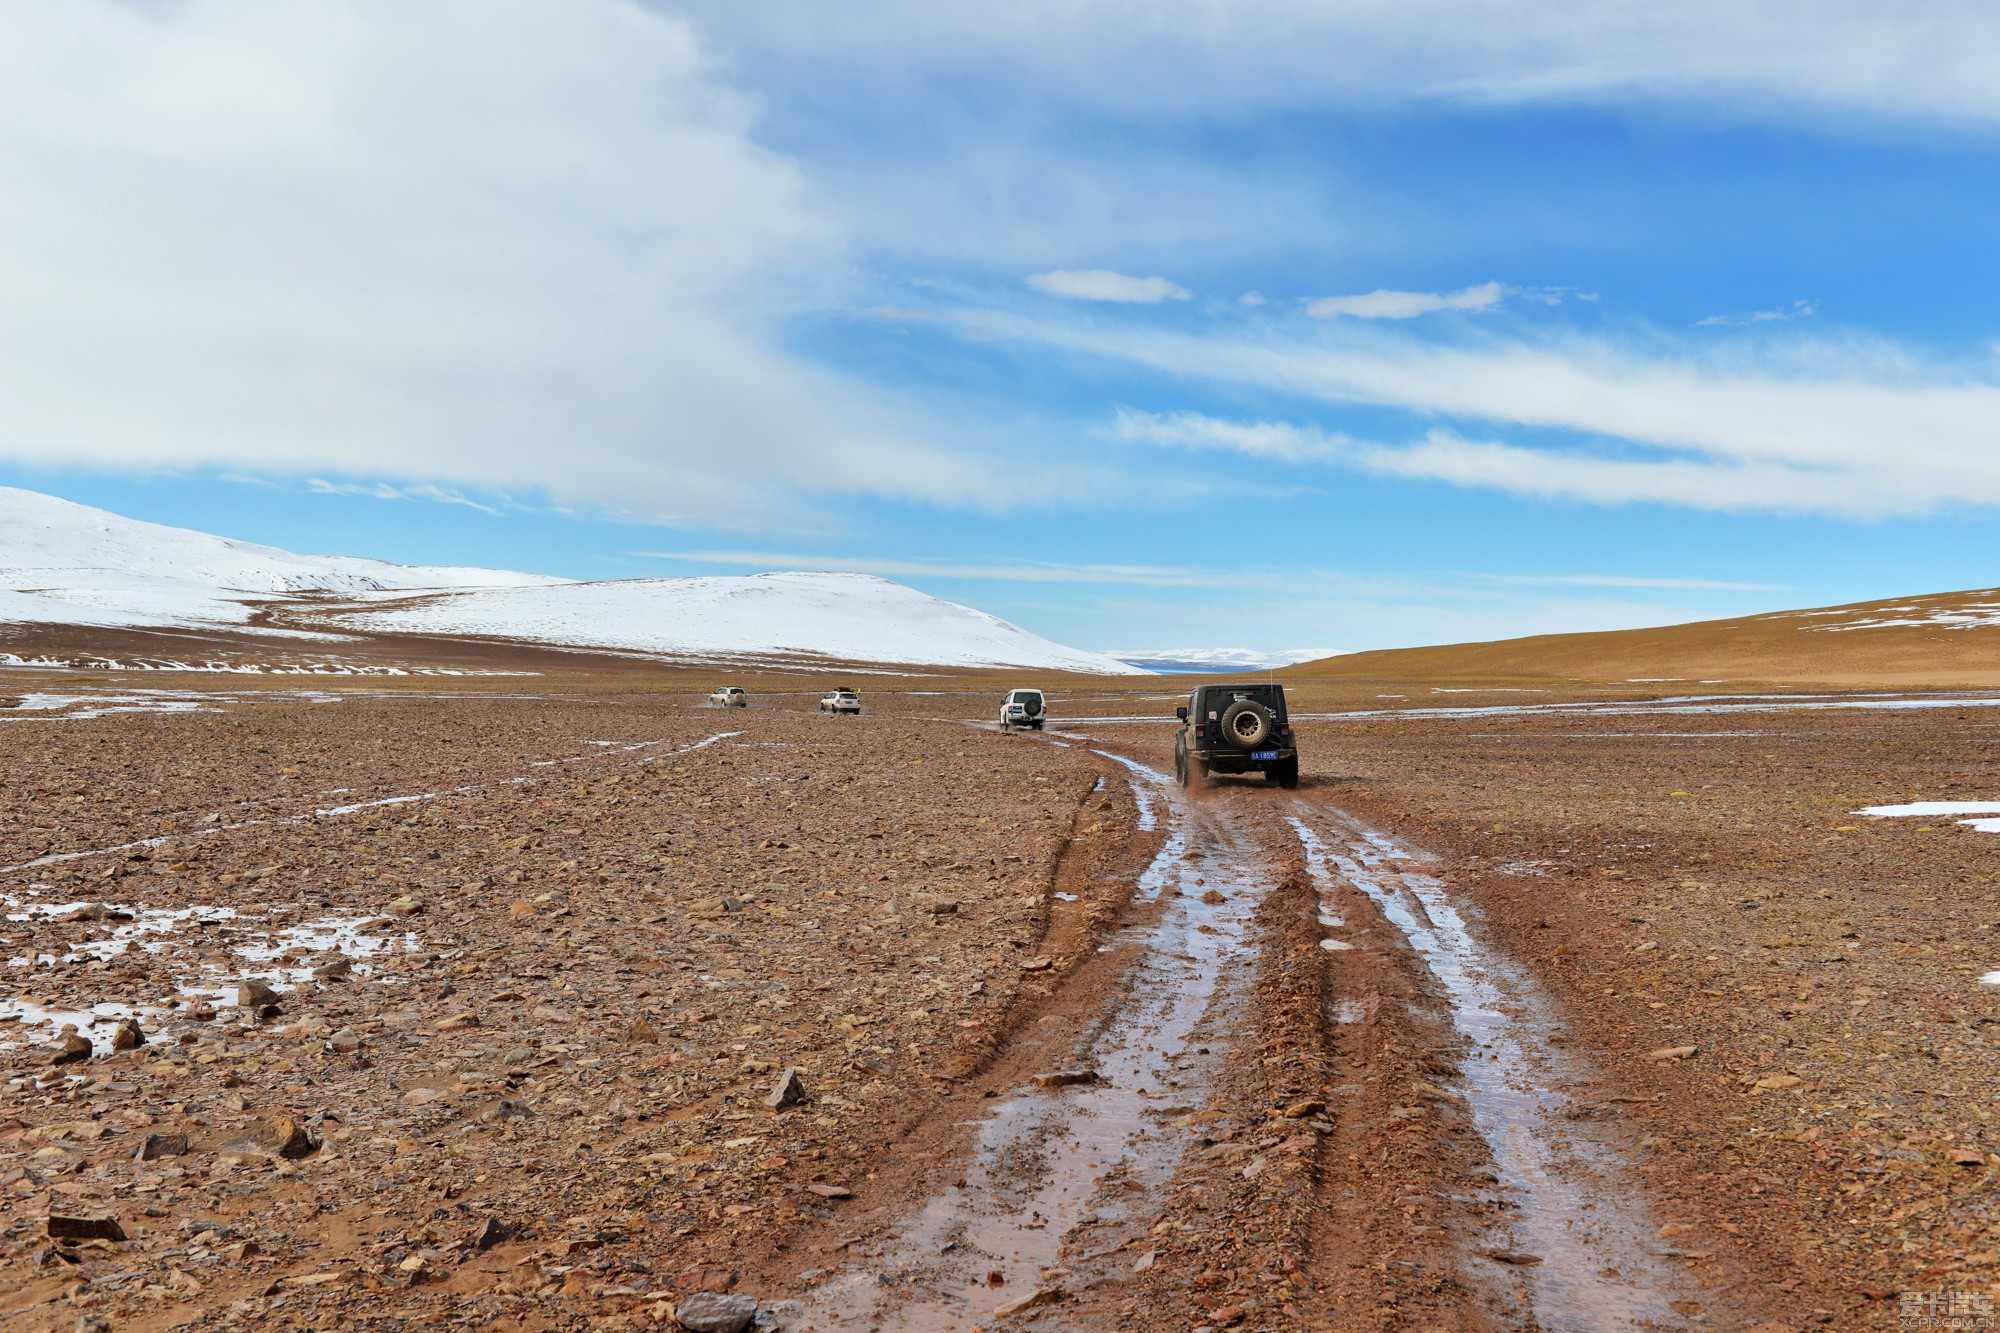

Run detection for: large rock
[[47, 1214, 126, 1242], [223, 1117, 317, 1159], [49, 1030, 92, 1065], [234, 979, 278, 1008], [675, 1292, 758, 1333], [764, 1067, 808, 1111]]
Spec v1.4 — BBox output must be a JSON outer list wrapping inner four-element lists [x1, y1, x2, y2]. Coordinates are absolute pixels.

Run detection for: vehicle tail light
[[1194, 723, 1205, 739]]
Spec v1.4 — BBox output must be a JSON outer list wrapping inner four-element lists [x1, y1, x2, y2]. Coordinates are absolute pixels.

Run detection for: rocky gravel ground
[[1280, 688, 2000, 1328], [0, 682, 1128, 1331], [12, 669, 2000, 1332]]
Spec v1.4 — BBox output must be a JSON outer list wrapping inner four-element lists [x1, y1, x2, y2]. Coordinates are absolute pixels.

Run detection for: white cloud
[[692, 2, 2000, 127], [1028, 317, 2000, 516], [1103, 377, 2000, 517], [1305, 282, 1506, 319], [303, 478, 504, 516], [1697, 299, 1820, 327], [639, 549, 1225, 586], [1026, 269, 1191, 303], [0, 0, 986, 525]]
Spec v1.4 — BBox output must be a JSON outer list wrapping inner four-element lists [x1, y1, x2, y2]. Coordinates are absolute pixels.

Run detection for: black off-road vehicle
[[1174, 682, 1299, 788]]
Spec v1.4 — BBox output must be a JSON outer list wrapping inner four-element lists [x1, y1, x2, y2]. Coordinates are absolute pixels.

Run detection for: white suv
[[998, 688, 1047, 731], [708, 686, 747, 708], [820, 687, 861, 715]]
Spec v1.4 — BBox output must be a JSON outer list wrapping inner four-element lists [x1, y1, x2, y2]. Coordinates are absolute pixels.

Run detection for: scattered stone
[[435, 1013, 479, 1031], [508, 900, 536, 920], [1482, 1250, 1544, 1265], [1281, 1099, 1326, 1119], [929, 900, 960, 915], [675, 1291, 759, 1333], [992, 1285, 1060, 1317], [223, 1117, 317, 1159], [1752, 1074, 1802, 1092], [110, 1018, 145, 1052], [49, 1029, 92, 1065], [312, 956, 353, 981], [476, 1099, 533, 1123], [1033, 1069, 1099, 1089], [235, 979, 278, 1008], [327, 1028, 364, 1054], [765, 1066, 809, 1110], [384, 896, 427, 917], [47, 1214, 127, 1243], [621, 1017, 660, 1043], [57, 903, 107, 923], [134, 1132, 189, 1161], [1650, 1046, 1699, 1060], [806, 1183, 852, 1199], [467, 1216, 514, 1250], [1021, 957, 1054, 972]]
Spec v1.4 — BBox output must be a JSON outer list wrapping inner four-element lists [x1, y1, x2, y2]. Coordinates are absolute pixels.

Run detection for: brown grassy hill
[[1286, 587, 2000, 688]]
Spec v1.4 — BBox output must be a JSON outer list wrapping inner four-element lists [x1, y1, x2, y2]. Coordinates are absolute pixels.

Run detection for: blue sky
[[5, 1, 2000, 654]]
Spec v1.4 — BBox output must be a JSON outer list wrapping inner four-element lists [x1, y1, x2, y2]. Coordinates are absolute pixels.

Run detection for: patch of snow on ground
[[1857, 800, 2000, 835]]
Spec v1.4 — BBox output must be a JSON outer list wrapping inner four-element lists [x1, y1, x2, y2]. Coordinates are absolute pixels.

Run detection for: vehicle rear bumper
[[1194, 747, 1297, 772]]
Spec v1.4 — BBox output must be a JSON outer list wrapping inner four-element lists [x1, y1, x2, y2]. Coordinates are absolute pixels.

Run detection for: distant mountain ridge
[[0, 487, 1144, 674]]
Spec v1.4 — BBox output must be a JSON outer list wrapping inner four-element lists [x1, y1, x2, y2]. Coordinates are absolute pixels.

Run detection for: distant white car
[[820, 687, 861, 715], [999, 688, 1047, 731], [709, 686, 747, 708]]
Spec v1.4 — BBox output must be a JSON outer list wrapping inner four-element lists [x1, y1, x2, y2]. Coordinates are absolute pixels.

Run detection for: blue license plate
[[1252, 749, 1279, 761]]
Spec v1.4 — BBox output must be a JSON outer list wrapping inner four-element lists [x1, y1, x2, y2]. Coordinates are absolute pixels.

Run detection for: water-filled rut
[[792, 757, 1275, 1330], [1290, 805, 1695, 1332]]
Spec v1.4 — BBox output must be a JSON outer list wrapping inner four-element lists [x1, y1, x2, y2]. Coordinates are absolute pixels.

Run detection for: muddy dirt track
[[4, 670, 1999, 1331]]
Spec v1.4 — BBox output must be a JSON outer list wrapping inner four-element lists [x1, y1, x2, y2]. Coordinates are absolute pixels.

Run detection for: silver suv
[[998, 688, 1046, 731], [708, 686, 747, 708], [819, 687, 861, 715]]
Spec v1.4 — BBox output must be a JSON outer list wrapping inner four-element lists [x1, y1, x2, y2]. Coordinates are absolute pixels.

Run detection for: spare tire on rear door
[[1218, 698, 1275, 749]]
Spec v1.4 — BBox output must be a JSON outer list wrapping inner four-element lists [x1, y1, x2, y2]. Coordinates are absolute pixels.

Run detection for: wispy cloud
[[1305, 282, 1505, 320], [1471, 573, 1784, 591], [1026, 269, 1191, 303], [1697, 299, 1819, 327], [305, 479, 505, 516], [1028, 316, 2000, 517], [637, 549, 1228, 586]]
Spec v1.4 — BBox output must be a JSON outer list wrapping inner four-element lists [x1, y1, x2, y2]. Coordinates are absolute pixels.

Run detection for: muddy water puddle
[[1290, 810, 1691, 1331], [792, 757, 1271, 1330]]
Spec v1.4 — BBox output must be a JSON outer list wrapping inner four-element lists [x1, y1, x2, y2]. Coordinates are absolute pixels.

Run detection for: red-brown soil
[[4, 663, 1997, 1332]]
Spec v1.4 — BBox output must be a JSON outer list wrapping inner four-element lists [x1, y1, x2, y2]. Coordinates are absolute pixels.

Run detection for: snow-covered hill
[[0, 488, 1144, 673], [0, 486, 561, 634], [331, 572, 1144, 673]]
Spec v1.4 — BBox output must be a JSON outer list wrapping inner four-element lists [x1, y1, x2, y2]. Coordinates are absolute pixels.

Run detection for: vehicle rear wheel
[[1031, 720, 1044, 731], [1274, 758, 1299, 789], [1174, 748, 1188, 786]]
